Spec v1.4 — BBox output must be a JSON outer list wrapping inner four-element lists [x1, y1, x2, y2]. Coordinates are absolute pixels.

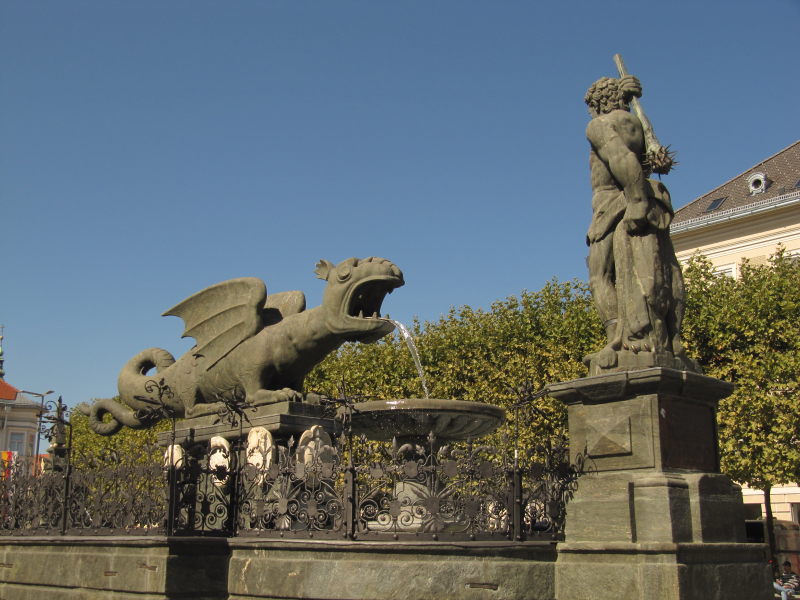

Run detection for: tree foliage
[[681, 248, 800, 489], [69, 403, 172, 470]]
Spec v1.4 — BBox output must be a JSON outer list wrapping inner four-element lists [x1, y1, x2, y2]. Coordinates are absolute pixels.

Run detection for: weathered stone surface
[[0, 537, 558, 600], [155, 400, 341, 446], [552, 367, 770, 599], [227, 539, 557, 600], [549, 368, 731, 473], [0, 536, 229, 599], [685, 473, 747, 543], [556, 542, 771, 600]]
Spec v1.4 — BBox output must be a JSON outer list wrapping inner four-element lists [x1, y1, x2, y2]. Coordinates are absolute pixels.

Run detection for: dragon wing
[[262, 290, 306, 326], [163, 277, 267, 371]]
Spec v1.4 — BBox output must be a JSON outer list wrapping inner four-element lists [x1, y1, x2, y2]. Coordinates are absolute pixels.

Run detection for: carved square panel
[[587, 417, 632, 457]]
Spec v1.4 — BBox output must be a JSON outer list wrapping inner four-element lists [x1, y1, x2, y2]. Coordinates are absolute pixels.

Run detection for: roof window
[[705, 197, 726, 212], [747, 172, 769, 195]]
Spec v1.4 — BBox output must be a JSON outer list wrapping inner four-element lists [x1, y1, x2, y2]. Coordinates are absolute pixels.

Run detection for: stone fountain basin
[[343, 398, 506, 442]]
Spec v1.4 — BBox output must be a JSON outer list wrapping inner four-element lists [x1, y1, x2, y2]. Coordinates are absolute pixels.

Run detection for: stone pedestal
[[156, 401, 340, 447], [550, 368, 772, 600]]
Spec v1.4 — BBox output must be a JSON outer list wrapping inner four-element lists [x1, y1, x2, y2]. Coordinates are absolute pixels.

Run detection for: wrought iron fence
[[0, 393, 584, 541]]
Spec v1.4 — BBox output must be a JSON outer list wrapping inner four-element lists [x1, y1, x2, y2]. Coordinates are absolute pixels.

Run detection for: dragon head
[[315, 257, 404, 343]]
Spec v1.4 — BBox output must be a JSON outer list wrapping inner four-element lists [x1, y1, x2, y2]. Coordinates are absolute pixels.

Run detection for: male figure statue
[[583, 74, 696, 374]]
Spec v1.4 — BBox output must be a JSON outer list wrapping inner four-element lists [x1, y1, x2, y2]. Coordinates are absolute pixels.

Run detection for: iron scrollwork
[[237, 426, 345, 536], [355, 434, 513, 540], [0, 384, 586, 541]]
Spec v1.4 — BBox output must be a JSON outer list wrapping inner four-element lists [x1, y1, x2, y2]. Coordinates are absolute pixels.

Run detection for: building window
[[9, 432, 25, 455], [792, 503, 800, 524], [747, 172, 768, 195], [705, 197, 726, 212], [713, 264, 736, 278]]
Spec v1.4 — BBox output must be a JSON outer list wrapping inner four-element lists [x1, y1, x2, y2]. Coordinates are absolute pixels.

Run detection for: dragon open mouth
[[347, 278, 399, 320]]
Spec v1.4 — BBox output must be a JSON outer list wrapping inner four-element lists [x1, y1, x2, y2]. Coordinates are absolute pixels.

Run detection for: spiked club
[[613, 53, 676, 175]]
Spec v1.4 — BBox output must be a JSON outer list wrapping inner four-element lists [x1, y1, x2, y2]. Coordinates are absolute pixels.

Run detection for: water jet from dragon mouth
[[384, 318, 430, 399], [344, 319, 505, 445]]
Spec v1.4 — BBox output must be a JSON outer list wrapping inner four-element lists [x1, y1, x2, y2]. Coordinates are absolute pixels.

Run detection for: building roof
[[671, 140, 800, 233], [0, 380, 19, 401], [0, 381, 41, 409]]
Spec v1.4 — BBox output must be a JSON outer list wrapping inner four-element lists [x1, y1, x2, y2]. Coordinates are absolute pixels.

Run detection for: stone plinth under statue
[[154, 399, 341, 446], [550, 368, 770, 600]]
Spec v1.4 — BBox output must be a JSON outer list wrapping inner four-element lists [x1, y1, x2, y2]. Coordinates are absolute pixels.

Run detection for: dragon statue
[[78, 257, 404, 435]]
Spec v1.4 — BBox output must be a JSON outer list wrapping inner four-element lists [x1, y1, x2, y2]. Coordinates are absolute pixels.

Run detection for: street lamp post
[[19, 389, 54, 460]]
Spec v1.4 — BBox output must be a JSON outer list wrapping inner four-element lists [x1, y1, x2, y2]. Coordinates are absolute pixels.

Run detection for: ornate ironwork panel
[[355, 437, 514, 541], [65, 448, 167, 535], [0, 392, 583, 541], [237, 430, 346, 538], [0, 458, 64, 536]]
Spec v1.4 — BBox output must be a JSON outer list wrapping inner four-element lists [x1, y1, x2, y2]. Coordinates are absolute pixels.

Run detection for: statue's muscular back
[[587, 109, 645, 192]]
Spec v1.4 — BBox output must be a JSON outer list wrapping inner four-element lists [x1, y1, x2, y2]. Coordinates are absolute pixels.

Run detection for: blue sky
[[2, 1, 799, 408]]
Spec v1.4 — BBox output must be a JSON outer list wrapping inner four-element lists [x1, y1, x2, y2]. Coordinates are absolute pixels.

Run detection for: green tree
[[69, 403, 173, 470], [682, 248, 800, 557]]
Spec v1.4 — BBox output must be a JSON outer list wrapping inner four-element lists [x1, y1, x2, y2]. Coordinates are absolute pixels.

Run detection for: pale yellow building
[[671, 139, 800, 521], [672, 140, 800, 273]]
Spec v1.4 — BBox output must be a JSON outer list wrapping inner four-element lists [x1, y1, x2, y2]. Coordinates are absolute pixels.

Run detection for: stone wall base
[[556, 542, 771, 600], [0, 536, 557, 600], [0, 537, 229, 600], [227, 539, 556, 600]]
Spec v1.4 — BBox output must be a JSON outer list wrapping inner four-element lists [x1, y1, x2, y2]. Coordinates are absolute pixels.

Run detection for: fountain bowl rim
[[339, 398, 506, 441]]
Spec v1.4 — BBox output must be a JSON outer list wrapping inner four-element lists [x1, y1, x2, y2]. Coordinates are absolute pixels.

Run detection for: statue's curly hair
[[584, 77, 625, 116]]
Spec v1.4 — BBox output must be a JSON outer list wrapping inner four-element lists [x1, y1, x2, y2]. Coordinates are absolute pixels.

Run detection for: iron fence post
[[344, 419, 358, 539], [166, 464, 177, 536], [344, 463, 357, 539], [509, 466, 523, 542], [60, 463, 70, 535], [228, 437, 241, 537], [510, 402, 523, 542], [165, 414, 178, 537], [60, 418, 73, 536], [336, 389, 358, 540]]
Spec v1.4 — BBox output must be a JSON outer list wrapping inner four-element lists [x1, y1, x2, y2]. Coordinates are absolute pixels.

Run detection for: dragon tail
[[77, 348, 178, 436], [117, 347, 177, 403], [76, 398, 148, 436]]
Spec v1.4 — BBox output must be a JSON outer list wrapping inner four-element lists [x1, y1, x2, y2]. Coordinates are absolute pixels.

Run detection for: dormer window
[[747, 172, 768, 195], [705, 197, 726, 212]]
